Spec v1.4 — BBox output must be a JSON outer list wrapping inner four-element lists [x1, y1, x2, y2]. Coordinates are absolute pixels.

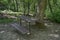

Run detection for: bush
[[48, 13, 60, 23], [46, 7, 60, 23], [0, 18, 14, 23]]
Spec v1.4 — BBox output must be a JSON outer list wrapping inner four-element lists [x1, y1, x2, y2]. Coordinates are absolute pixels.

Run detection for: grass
[[0, 18, 14, 24]]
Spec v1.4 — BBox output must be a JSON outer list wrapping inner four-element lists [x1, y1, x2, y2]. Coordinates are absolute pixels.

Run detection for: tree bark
[[36, 0, 47, 27]]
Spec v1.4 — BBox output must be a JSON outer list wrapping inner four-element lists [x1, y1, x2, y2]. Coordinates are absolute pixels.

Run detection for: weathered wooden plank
[[20, 15, 37, 23], [11, 23, 30, 35]]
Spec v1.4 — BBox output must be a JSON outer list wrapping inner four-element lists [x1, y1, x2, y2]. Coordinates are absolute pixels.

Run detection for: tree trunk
[[36, 0, 47, 27], [13, 0, 16, 12], [15, 0, 19, 12]]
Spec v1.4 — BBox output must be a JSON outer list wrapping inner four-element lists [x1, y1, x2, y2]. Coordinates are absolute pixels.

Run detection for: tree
[[36, 0, 47, 27]]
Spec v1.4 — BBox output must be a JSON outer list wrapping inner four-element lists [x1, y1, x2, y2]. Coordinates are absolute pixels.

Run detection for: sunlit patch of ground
[[0, 20, 60, 40]]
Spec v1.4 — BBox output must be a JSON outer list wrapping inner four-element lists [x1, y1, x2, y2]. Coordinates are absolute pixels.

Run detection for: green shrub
[[48, 13, 60, 23], [46, 7, 60, 23], [0, 18, 14, 24]]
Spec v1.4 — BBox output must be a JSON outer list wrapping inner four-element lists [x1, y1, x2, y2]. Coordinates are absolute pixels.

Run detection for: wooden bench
[[11, 15, 37, 35], [20, 15, 37, 23], [10, 23, 30, 35]]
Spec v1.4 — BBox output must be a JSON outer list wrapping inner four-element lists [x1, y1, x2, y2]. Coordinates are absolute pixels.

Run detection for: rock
[[0, 31, 5, 33], [48, 34, 59, 38]]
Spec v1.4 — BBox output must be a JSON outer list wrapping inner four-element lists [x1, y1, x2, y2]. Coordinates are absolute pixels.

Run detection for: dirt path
[[0, 21, 60, 40]]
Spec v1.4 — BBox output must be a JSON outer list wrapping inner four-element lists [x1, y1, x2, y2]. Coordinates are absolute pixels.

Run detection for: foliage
[[0, 0, 38, 12], [46, 0, 60, 23], [1, 0, 60, 23], [0, 18, 14, 23]]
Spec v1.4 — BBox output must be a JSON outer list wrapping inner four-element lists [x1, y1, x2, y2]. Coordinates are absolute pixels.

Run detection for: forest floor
[[0, 20, 60, 40]]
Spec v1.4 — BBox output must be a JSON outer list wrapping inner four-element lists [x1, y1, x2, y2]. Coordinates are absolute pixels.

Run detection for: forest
[[0, 0, 60, 40], [0, 0, 60, 23]]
